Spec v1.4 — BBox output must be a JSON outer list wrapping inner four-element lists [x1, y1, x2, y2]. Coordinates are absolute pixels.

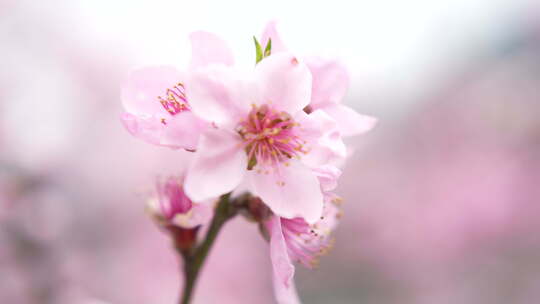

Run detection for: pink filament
[[158, 83, 190, 117], [236, 104, 307, 169]]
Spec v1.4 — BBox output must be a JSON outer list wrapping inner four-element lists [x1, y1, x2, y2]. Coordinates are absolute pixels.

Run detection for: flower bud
[[147, 176, 213, 253]]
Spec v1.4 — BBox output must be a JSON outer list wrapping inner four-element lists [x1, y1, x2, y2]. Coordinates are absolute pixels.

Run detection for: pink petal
[[254, 52, 312, 115], [160, 111, 209, 151], [260, 20, 288, 54], [121, 66, 183, 116], [322, 104, 377, 137], [120, 112, 164, 146], [249, 160, 323, 224], [186, 65, 252, 128], [292, 110, 324, 141], [189, 31, 234, 69], [274, 280, 301, 304], [268, 216, 301, 304], [313, 165, 342, 192], [308, 131, 347, 167], [184, 129, 246, 201], [305, 57, 350, 109], [296, 110, 347, 167]]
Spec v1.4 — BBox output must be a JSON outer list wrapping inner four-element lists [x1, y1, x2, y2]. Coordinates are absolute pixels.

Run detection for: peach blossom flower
[[184, 53, 345, 223], [120, 32, 234, 151]]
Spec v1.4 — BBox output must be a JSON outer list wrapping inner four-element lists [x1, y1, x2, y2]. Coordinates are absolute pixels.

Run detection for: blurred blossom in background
[[1, 0, 540, 303]]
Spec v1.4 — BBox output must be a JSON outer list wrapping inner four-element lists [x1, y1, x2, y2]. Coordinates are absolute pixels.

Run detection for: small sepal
[[253, 37, 272, 64]]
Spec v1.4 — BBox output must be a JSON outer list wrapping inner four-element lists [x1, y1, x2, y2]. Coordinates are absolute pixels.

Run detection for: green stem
[[179, 193, 237, 304]]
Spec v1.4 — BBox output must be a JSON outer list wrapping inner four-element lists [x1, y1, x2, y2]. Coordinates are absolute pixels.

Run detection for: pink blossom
[[266, 202, 341, 304], [251, 165, 341, 304], [184, 52, 347, 223], [267, 216, 301, 304], [147, 176, 213, 229], [260, 21, 377, 137], [120, 32, 234, 151]]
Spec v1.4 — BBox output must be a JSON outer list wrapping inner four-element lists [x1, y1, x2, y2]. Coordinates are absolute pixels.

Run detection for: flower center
[[158, 83, 189, 124], [236, 104, 307, 170]]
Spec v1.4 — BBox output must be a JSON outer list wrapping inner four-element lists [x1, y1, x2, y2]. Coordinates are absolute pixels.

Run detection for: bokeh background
[[1, 0, 540, 303]]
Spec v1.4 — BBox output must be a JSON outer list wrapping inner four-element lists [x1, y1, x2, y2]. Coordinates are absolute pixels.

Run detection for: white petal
[[185, 129, 247, 201], [254, 53, 312, 115], [249, 160, 323, 224], [322, 104, 377, 137], [186, 65, 253, 128]]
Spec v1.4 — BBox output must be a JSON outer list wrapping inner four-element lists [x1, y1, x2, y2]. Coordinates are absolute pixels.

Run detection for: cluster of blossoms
[[121, 22, 376, 303]]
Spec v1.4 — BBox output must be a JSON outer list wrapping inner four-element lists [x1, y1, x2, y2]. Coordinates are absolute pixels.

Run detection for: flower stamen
[[158, 83, 190, 123], [236, 104, 308, 171]]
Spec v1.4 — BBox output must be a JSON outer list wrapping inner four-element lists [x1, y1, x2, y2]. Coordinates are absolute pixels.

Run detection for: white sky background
[[0, 0, 536, 167], [4, 0, 535, 115], [72, 0, 534, 112]]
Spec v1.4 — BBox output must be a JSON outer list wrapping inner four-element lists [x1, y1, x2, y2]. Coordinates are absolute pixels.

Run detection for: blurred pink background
[[1, 0, 540, 303]]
